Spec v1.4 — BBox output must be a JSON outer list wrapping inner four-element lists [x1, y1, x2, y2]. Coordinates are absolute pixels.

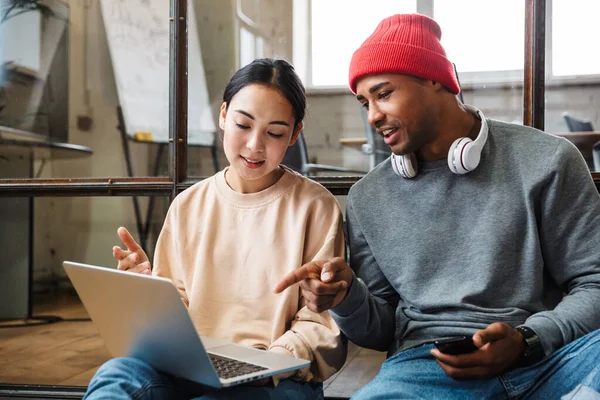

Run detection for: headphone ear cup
[[447, 137, 472, 174], [402, 153, 418, 178], [391, 153, 418, 178], [462, 143, 481, 171]]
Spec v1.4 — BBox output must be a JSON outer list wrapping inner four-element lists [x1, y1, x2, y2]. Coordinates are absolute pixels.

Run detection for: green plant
[[1, 0, 61, 24]]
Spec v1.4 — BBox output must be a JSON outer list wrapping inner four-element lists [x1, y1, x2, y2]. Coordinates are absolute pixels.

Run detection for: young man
[[275, 14, 600, 399]]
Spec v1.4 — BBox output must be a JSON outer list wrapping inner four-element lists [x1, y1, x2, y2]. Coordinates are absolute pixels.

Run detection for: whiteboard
[[100, 0, 216, 146]]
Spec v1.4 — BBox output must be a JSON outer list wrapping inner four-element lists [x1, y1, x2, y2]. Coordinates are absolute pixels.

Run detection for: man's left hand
[[430, 322, 526, 379]]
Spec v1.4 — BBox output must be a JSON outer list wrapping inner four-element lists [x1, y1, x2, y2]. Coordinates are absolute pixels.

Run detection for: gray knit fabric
[[331, 119, 600, 357]]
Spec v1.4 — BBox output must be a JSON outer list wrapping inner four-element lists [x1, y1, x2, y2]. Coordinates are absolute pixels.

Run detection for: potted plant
[[0, 0, 64, 125], [1, 0, 60, 23]]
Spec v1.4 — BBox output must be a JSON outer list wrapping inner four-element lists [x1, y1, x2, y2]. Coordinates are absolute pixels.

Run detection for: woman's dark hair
[[223, 58, 306, 130]]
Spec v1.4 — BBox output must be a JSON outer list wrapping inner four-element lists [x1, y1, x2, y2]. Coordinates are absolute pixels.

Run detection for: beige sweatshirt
[[153, 166, 347, 382]]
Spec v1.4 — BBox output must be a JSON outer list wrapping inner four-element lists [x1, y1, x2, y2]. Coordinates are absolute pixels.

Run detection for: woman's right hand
[[113, 227, 151, 275]]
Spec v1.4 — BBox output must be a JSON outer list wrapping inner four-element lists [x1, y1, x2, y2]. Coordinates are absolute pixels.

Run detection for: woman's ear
[[218, 102, 227, 130], [289, 122, 303, 146]]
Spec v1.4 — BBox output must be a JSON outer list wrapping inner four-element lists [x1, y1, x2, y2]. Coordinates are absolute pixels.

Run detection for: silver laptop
[[63, 261, 309, 388]]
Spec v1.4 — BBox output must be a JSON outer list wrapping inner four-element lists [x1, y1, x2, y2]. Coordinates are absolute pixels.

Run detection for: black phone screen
[[433, 336, 478, 355]]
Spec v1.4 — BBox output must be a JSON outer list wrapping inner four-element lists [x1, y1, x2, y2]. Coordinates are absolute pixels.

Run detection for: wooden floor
[[0, 293, 385, 398]]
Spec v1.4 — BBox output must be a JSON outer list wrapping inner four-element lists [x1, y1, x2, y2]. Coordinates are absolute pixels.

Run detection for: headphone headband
[[464, 105, 488, 153], [447, 105, 488, 174], [391, 105, 488, 178]]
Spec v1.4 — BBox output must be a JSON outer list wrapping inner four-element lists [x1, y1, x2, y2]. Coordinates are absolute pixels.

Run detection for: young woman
[[84, 58, 347, 400]]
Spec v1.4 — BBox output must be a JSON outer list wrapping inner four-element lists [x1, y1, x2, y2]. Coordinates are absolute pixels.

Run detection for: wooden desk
[[0, 137, 93, 160], [339, 137, 367, 149]]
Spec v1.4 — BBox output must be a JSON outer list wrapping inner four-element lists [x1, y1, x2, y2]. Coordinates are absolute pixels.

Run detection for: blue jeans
[[354, 329, 600, 400], [84, 357, 323, 400]]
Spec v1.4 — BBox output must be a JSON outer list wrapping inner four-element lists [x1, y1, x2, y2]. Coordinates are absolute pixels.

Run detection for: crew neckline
[[419, 158, 449, 171], [214, 165, 299, 207]]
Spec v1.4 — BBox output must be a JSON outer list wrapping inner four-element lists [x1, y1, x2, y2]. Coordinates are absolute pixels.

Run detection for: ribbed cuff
[[331, 274, 368, 318]]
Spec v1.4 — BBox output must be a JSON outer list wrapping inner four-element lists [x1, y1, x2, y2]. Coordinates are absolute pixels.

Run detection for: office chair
[[561, 112, 599, 171], [563, 113, 594, 132], [282, 131, 367, 176], [592, 142, 600, 172]]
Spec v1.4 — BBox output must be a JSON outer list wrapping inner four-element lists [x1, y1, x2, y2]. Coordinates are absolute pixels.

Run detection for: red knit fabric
[[348, 14, 460, 95]]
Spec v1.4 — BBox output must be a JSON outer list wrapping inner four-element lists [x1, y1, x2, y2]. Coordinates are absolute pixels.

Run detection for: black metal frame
[[0, 384, 86, 399], [2, 0, 600, 396], [116, 105, 151, 250], [116, 105, 219, 252]]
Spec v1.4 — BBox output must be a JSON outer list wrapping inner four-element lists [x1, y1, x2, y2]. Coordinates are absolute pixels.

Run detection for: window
[[434, 0, 524, 84], [291, 0, 600, 88], [236, 0, 266, 67], [239, 26, 265, 67], [551, 0, 600, 77], [306, 0, 417, 87]]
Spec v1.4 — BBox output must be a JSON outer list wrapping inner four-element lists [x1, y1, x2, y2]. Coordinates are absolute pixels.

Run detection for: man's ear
[[431, 80, 444, 92], [289, 122, 303, 146], [218, 102, 227, 130]]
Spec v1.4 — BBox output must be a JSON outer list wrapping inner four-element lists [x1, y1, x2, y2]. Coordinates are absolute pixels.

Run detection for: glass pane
[[189, 0, 298, 177], [0, 0, 171, 178], [0, 196, 168, 383], [310, 0, 417, 87], [552, 0, 600, 76], [192, 0, 421, 177], [546, 0, 599, 172], [256, 37, 265, 60], [0, 196, 30, 320], [435, 0, 524, 82], [432, 1, 524, 127], [240, 27, 256, 68], [1, 4, 47, 134], [187, 0, 231, 177]]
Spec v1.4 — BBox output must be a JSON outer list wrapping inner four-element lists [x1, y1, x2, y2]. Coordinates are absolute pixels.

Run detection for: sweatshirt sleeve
[[330, 197, 399, 352], [269, 196, 347, 382], [524, 139, 600, 356], [152, 199, 189, 307]]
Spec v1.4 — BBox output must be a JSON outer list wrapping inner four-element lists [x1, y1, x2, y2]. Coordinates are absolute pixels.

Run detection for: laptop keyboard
[[208, 353, 268, 379]]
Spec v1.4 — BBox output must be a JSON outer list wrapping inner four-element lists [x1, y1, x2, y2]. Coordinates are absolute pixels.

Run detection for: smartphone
[[433, 336, 478, 355]]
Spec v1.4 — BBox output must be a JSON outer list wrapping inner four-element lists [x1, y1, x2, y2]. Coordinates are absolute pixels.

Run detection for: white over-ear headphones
[[391, 105, 488, 178]]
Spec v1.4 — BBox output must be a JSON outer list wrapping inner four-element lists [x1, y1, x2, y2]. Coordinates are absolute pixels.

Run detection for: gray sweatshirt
[[331, 119, 600, 357]]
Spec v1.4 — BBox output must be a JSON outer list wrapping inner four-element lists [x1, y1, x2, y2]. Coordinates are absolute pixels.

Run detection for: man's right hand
[[273, 257, 354, 313], [113, 227, 151, 275]]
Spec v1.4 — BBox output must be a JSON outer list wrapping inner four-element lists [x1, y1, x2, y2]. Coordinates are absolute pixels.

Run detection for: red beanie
[[348, 14, 460, 95]]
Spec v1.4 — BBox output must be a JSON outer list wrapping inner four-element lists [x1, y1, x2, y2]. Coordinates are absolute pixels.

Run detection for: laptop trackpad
[[209, 344, 268, 361]]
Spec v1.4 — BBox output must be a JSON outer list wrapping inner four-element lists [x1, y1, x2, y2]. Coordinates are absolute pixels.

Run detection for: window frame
[[296, 0, 600, 90], [2, 1, 600, 396], [1, 0, 597, 197]]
